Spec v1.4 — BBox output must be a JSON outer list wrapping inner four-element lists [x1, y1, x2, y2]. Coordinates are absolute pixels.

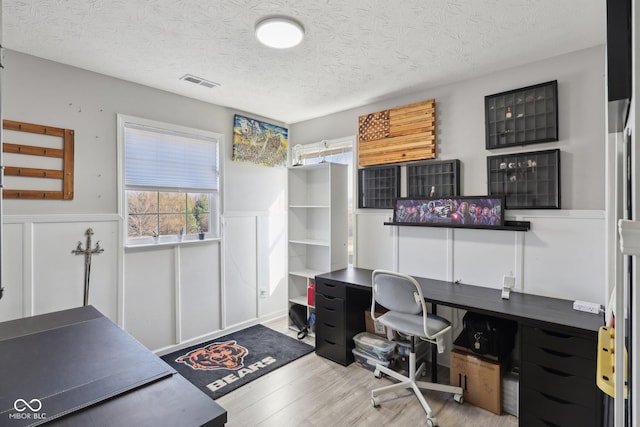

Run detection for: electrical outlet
[[573, 300, 602, 314]]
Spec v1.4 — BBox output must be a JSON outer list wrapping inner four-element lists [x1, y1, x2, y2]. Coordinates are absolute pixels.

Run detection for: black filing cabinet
[[520, 325, 602, 426], [315, 277, 370, 366]]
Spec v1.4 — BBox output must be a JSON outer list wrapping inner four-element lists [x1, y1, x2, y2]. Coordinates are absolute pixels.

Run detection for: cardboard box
[[365, 310, 395, 339], [449, 349, 504, 414]]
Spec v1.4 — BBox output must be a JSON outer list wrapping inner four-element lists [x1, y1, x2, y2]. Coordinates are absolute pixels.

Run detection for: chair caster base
[[374, 369, 382, 379], [454, 394, 464, 404], [371, 396, 380, 408], [427, 416, 438, 426]]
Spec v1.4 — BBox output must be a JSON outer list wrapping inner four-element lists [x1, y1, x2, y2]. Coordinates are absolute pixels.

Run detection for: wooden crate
[[358, 99, 435, 167]]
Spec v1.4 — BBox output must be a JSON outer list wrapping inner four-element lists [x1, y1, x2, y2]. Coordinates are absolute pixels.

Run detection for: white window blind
[[124, 124, 218, 191]]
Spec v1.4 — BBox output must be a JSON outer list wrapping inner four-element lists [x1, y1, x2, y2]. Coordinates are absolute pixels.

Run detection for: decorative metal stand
[[72, 228, 104, 306]]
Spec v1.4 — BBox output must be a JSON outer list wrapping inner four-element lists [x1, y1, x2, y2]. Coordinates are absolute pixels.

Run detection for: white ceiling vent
[[179, 74, 220, 89]]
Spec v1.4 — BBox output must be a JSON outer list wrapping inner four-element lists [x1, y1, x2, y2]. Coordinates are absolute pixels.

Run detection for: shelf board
[[289, 269, 324, 279], [289, 295, 314, 308], [289, 204, 330, 209], [383, 220, 530, 232], [289, 238, 330, 246]]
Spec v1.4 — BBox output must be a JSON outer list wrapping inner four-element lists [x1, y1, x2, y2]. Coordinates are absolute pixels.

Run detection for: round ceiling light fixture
[[255, 16, 305, 49]]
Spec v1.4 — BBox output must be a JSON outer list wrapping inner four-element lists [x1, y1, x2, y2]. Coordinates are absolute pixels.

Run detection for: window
[[119, 115, 221, 244], [295, 138, 355, 265]]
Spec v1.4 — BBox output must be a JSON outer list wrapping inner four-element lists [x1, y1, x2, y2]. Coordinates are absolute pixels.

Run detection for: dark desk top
[[316, 267, 604, 336], [0, 306, 227, 427]]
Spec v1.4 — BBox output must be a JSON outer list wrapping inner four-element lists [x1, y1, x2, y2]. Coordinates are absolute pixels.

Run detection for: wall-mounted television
[[392, 196, 505, 229]]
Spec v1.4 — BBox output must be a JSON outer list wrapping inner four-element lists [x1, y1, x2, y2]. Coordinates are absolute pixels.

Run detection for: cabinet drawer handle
[[540, 347, 571, 358], [539, 419, 562, 427], [325, 339, 336, 345], [322, 323, 336, 329], [539, 329, 572, 339], [540, 391, 572, 405], [540, 365, 573, 378], [322, 307, 336, 312]]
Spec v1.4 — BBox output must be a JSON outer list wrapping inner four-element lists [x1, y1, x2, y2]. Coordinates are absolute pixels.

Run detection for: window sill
[[125, 237, 221, 250]]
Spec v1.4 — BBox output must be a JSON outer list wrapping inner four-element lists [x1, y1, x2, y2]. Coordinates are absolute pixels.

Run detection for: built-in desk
[[315, 267, 605, 427]]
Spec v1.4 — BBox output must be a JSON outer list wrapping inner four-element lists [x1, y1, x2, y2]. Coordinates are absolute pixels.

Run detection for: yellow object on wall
[[596, 326, 628, 398]]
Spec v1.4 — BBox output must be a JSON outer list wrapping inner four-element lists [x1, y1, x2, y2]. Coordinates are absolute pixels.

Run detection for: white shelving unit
[[287, 162, 348, 337]]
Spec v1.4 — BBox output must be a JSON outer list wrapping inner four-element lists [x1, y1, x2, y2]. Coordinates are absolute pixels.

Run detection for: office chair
[[370, 270, 463, 427]]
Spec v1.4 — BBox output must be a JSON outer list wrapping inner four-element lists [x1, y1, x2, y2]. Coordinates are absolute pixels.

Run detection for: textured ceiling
[[3, 1, 605, 124]]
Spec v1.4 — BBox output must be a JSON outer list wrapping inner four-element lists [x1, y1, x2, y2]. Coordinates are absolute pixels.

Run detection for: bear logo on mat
[[175, 340, 249, 371]]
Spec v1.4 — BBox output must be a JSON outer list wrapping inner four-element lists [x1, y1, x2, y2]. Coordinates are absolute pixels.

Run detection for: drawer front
[[315, 337, 350, 366], [521, 387, 599, 427], [522, 361, 599, 408], [523, 326, 596, 360], [316, 280, 346, 299], [523, 343, 596, 379], [315, 321, 346, 344], [315, 294, 345, 325]]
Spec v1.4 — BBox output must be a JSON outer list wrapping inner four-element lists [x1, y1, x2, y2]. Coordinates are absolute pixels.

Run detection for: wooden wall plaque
[[358, 99, 436, 167], [2, 119, 75, 200]]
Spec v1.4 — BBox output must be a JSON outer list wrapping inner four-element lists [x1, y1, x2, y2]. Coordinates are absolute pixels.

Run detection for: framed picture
[[392, 196, 505, 229], [232, 114, 288, 167]]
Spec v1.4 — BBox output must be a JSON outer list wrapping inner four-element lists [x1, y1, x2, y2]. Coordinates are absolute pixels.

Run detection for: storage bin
[[353, 332, 396, 360], [352, 348, 390, 372]]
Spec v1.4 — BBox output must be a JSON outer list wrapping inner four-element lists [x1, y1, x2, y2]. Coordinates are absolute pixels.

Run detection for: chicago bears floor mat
[[161, 324, 314, 400]]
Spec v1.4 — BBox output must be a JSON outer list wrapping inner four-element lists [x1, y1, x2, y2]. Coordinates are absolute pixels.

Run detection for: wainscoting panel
[[124, 247, 176, 350], [32, 221, 119, 318], [451, 228, 517, 289], [398, 226, 451, 281], [356, 212, 396, 271], [0, 223, 25, 322], [223, 215, 258, 328], [179, 242, 222, 341], [519, 212, 605, 303]]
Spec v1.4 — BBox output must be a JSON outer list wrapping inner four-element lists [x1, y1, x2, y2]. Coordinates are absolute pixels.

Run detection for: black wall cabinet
[[487, 149, 560, 209], [358, 165, 400, 209], [485, 81, 558, 149], [406, 159, 461, 198]]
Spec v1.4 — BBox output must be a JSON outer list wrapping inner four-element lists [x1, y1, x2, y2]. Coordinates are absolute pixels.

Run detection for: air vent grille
[[179, 74, 220, 89]]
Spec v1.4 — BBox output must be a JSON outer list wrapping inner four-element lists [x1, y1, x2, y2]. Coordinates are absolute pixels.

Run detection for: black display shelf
[[485, 80, 558, 149], [358, 165, 400, 209], [487, 149, 560, 209], [383, 220, 530, 232], [406, 159, 461, 198]]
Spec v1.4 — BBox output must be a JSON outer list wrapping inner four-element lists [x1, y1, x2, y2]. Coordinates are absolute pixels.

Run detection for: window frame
[[117, 114, 223, 247]]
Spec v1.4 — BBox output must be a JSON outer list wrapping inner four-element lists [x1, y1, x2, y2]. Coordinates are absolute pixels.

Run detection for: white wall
[[292, 45, 608, 306], [0, 50, 288, 352], [0, 45, 608, 353], [292, 46, 606, 210]]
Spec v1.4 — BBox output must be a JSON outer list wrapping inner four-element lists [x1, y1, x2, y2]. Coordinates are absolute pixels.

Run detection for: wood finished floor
[[215, 318, 518, 427]]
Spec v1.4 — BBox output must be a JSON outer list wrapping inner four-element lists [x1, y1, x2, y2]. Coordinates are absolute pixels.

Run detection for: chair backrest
[[371, 269, 427, 316]]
